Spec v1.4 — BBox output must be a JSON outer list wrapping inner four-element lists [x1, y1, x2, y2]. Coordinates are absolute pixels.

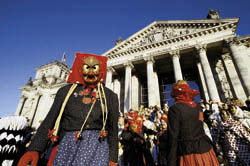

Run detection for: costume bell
[[18, 53, 119, 166], [166, 80, 219, 166]]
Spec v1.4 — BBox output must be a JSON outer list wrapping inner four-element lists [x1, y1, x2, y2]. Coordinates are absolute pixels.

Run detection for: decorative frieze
[[104, 19, 238, 59]]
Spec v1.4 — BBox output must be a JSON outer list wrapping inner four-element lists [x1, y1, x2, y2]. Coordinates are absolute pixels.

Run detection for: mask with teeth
[[82, 56, 100, 85], [67, 53, 107, 88]]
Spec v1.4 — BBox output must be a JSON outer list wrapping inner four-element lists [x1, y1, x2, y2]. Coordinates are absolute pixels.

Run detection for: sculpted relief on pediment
[[120, 26, 203, 51]]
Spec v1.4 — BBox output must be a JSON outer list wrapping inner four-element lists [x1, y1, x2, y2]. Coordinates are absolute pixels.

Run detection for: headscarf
[[171, 80, 200, 107]]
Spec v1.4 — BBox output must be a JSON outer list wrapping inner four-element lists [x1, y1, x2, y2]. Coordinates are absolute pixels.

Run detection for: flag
[[62, 52, 66, 64]]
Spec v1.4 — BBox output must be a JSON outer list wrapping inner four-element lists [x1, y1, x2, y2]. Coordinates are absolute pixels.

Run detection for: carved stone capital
[[221, 53, 232, 61], [107, 67, 115, 73], [124, 62, 134, 69], [195, 44, 207, 53], [245, 42, 250, 48], [20, 95, 28, 99], [224, 37, 238, 47], [35, 91, 43, 97], [144, 56, 155, 63], [169, 50, 180, 58]]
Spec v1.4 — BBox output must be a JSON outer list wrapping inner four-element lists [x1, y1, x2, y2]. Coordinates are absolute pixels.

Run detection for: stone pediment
[[103, 18, 239, 58]]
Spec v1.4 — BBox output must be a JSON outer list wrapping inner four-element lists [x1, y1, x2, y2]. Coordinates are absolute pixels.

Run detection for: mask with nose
[[67, 53, 107, 88]]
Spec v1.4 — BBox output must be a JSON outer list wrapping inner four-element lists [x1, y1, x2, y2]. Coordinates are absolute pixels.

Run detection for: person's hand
[[18, 151, 39, 166], [109, 161, 118, 166]]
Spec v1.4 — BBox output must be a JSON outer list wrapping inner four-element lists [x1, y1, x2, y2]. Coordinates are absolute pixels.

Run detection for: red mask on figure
[[67, 53, 107, 88], [127, 112, 143, 134]]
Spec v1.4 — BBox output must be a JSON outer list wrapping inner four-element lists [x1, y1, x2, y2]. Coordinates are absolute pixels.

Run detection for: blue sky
[[0, 0, 249, 117]]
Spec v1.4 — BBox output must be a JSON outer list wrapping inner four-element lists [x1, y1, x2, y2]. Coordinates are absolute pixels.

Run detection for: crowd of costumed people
[[117, 81, 250, 166], [5, 80, 248, 166], [2, 53, 250, 166]]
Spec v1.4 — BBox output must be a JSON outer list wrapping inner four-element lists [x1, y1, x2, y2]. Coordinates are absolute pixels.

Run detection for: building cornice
[[236, 35, 250, 47], [103, 18, 239, 59], [36, 60, 71, 72]]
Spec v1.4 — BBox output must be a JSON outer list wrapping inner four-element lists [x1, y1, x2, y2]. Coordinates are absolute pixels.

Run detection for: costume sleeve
[[166, 105, 180, 166], [27, 86, 66, 153], [107, 93, 119, 163]]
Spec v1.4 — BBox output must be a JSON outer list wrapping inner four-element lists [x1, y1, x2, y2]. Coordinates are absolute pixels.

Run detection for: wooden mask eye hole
[[82, 64, 90, 72], [93, 65, 100, 73]]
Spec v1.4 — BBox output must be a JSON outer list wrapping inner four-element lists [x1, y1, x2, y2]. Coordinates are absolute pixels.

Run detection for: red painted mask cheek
[[128, 112, 143, 133]]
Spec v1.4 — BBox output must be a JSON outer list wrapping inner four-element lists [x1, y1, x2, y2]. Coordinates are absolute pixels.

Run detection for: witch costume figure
[[18, 53, 119, 166], [166, 80, 219, 166]]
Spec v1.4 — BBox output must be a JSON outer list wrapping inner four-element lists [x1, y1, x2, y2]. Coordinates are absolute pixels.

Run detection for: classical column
[[221, 53, 247, 100], [23, 98, 34, 122], [15, 95, 27, 116], [124, 62, 133, 113], [226, 38, 250, 96], [153, 71, 161, 107], [61, 71, 66, 80], [105, 67, 114, 90], [145, 56, 161, 107], [30, 95, 42, 128], [113, 79, 121, 101], [170, 50, 183, 82], [113, 79, 121, 113], [196, 45, 220, 102], [131, 75, 139, 109], [197, 62, 210, 102]]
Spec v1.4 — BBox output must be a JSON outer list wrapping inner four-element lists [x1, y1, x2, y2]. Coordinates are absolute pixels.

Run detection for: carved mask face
[[82, 56, 100, 85], [127, 112, 143, 133], [67, 53, 108, 88]]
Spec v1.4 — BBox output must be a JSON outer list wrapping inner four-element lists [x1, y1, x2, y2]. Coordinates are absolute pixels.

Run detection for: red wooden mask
[[67, 53, 107, 87], [127, 112, 143, 134]]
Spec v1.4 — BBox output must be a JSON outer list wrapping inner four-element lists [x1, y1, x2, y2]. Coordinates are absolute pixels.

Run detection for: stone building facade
[[15, 61, 70, 128], [16, 11, 250, 128], [103, 13, 250, 113]]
